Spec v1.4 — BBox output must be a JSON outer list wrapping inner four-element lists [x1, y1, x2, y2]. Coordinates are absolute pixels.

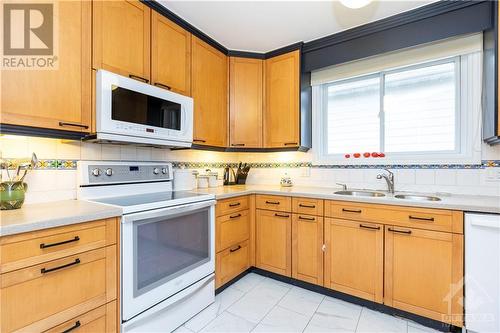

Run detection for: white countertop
[[192, 184, 500, 214], [0, 200, 123, 237]]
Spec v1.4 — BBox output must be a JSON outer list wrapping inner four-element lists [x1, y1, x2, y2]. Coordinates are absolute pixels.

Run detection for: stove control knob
[[153, 167, 160, 175], [161, 167, 168, 175], [91, 168, 101, 177], [105, 168, 113, 176]]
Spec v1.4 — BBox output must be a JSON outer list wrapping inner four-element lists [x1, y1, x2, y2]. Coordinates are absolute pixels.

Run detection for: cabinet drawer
[[0, 218, 117, 273], [44, 301, 116, 333], [216, 196, 249, 217], [292, 197, 323, 216], [325, 201, 462, 233], [216, 209, 250, 252], [216, 240, 250, 288], [0, 247, 116, 333], [256, 195, 291, 212]]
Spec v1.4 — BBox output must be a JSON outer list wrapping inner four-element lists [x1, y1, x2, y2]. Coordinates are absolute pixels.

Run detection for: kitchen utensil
[[173, 169, 197, 191], [206, 171, 218, 188], [235, 162, 251, 185], [197, 175, 209, 188], [224, 165, 237, 185]]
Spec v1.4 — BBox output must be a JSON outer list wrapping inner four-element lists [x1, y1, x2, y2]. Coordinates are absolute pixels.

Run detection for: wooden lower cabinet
[[384, 226, 463, 326], [216, 240, 250, 288], [216, 209, 250, 252], [292, 214, 323, 285], [324, 218, 383, 303], [255, 209, 291, 276]]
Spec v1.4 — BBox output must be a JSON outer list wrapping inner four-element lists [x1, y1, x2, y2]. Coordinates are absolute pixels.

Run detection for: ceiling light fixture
[[339, 0, 372, 9]]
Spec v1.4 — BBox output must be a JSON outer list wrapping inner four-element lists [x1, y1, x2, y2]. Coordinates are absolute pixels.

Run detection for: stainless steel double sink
[[333, 190, 441, 201]]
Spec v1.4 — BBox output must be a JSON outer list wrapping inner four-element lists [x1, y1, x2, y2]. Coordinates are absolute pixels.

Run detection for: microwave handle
[[121, 199, 216, 224]]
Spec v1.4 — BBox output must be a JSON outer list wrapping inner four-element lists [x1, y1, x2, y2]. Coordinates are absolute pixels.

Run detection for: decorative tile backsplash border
[[2, 159, 500, 170]]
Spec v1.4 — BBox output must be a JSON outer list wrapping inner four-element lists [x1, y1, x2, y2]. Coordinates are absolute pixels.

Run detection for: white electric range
[[77, 161, 216, 333]]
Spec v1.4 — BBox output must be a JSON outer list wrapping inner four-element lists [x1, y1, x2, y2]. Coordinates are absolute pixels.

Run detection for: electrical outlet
[[300, 166, 311, 177], [485, 169, 500, 182]]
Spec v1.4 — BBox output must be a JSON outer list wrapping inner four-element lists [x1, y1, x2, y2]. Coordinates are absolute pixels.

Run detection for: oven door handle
[[121, 199, 216, 224]]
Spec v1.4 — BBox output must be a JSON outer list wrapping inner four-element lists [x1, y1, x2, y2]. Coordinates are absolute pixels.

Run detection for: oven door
[[96, 69, 193, 145], [121, 199, 215, 321]]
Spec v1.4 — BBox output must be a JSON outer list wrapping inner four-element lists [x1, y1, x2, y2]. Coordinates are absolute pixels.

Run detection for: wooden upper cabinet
[[384, 226, 463, 326], [229, 57, 263, 148], [93, 0, 151, 81], [324, 218, 384, 303], [151, 12, 191, 96], [1, 1, 91, 132], [264, 50, 300, 148], [191, 36, 228, 147]]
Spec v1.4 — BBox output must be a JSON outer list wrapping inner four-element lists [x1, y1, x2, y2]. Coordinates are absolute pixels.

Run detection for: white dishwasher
[[465, 213, 500, 333]]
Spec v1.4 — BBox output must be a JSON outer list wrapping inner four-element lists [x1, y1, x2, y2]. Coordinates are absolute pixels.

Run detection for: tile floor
[[176, 273, 443, 333]]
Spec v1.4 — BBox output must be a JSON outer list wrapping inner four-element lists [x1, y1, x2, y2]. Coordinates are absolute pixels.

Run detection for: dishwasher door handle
[[469, 221, 500, 230]]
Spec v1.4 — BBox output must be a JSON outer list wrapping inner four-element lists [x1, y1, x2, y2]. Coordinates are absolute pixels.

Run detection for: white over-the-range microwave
[[90, 70, 194, 147]]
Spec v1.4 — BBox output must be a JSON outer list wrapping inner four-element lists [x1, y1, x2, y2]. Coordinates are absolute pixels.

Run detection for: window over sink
[[311, 34, 483, 165]]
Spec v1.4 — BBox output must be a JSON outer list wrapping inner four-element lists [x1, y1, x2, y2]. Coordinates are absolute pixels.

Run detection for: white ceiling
[[159, 1, 436, 53]]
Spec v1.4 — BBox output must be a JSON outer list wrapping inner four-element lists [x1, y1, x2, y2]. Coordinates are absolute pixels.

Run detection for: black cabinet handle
[[154, 82, 171, 90], [229, 202, 241, 207], [299, 204, 315, 208], [284, 142, 298, 146], [230, 213, 242, 219], [388, 228, 412, 235], [409, 215, 434, 222], [129, 74, 149, 83], [41, 258, 81, 274], [298, 216, 315, 221], [274, 213, 290, 218], [193, 139, 206, 143], [230, 245, 242, 253], [359, 224, 380, 230], [342, 208, 362, 213], [59, 122, 89, 129], [266, 201, 280, 205], [231, 143, 245, 147], [62, 321, 81, 333], [40, 236, 80, 249]]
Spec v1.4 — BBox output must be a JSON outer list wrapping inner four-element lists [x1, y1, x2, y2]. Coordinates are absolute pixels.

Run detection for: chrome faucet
[[336, 183, 347, 190], [376, 169, 395, 194]]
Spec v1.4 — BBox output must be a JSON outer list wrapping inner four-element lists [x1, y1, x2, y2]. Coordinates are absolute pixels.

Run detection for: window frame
[[313, 54, 481, 165]]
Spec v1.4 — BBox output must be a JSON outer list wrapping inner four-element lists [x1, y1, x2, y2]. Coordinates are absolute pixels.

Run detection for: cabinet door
[[93, 0, 150, 81], [191, 36, 228, 147], [229, 57, 263, 148], [256, 209, 291, 276], [264, 50, 300, 148], [216, 240, 250, 289], [324, 218, 383, 303], [384, 226, 463, 326], [1, 1, 91, 132], [292, 214, 323, 285], [151, 12, 191, 96]]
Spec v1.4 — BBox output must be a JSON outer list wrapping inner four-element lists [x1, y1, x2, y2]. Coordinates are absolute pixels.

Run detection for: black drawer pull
[[388, 228, 412, 235], [40, 236, 80, 249], [58, 122, 89, 129], [193, 139, 206, 143], [284, 142, 298, 146], [62, 321, 81, 333], [299, 204, 315, 208], [231, 143, 245, 147], [266, 201, 280, 205], [230, 245, 242, 253], [342, 208, 362, 213], [228, 202, 241, 207], [129, 74, 149, 83], [359, 224, 380, 230], [298, 216, 315, 221], [154, 82, 171, 90], [230, 213, 242, 219], [275, 213, 290, 218], [409, 215, 435, 222], [41, 258, 81, 274]]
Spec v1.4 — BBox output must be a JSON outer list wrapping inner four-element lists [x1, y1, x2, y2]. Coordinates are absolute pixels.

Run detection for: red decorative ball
[[371, 152, 378, 157], [363, 152, 371, 158], [353, 153, 361, 158], [379, 153, 386, 158], [344, 154, 351, 158]]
